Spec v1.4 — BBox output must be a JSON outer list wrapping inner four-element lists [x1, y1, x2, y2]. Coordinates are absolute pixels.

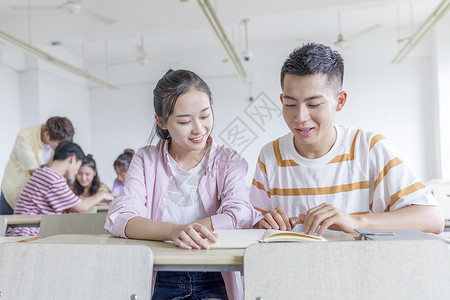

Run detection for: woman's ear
[[154, 114, 167, 130]]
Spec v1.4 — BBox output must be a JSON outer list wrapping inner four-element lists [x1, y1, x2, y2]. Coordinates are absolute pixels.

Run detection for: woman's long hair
[[72, 154, 100, 196]]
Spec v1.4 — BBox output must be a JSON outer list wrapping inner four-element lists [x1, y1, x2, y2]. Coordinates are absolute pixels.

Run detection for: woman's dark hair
[[44, 116, 75, 141], [72, 154, 101, 196], [152, 69, 212, 141], [53, 140, 85, 161], [280, 43, 344, 93], [113, 149, 135, 172]]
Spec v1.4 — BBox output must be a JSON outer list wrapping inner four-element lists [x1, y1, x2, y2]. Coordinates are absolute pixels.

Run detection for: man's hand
[[302, 203, 358, 236], [258, 206, 299, 231]]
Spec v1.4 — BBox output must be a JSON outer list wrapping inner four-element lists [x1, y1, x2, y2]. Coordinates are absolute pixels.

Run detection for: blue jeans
[[152, 271, 228, 300], [0, 191, 13, 215]]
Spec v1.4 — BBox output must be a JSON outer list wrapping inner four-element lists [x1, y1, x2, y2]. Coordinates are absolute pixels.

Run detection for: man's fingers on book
[[273, 213, 289, 231], [259, 218, 273, 230], [263, 213, 280, 230], [289, 216, 299, 227]]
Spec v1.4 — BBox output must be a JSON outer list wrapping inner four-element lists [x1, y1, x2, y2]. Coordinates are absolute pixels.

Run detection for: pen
[[365, 232, 395, 236]]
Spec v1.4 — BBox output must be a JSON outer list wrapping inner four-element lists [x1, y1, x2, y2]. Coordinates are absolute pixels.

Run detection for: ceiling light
[[193, 0, 247, 80], [0, 29, 118, 90], [392, 0, 450, 64]]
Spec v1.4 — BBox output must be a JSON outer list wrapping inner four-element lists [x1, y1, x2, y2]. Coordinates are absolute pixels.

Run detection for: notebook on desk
[[354, 229, 449, 243]]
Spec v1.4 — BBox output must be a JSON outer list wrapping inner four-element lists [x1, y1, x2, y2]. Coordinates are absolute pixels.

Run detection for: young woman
[[71, 154, 111, 199], [111, 149, 135, 196], [105, 69, 260, 300]]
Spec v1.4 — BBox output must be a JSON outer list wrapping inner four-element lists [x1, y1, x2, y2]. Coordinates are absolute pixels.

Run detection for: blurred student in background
[[1, 116, 74, 214], [111, 149, 135, 196], [71, 154, 111, 200], [7, 141, 114, 237]]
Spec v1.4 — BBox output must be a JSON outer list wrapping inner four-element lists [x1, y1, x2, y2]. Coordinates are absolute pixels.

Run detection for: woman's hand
[[169, 223, 218, 249]]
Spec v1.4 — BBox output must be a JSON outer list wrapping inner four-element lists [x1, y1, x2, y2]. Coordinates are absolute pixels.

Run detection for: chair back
[[244, 240, 450, 300], [40, 212, 108, 237], [0, 243, 153, 300], [0, 216, 7, 237]]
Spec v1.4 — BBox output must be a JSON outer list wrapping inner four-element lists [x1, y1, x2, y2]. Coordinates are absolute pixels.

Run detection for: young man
[[250, 43, 443, 235], [0, 116, 75, 214], [7, 141, 114, 237]]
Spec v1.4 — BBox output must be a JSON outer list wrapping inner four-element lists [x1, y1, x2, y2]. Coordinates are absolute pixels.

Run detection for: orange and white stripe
[[250, 125, 437, 218]]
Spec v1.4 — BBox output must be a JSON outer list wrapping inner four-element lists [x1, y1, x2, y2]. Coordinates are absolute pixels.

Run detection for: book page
[[207, 229, 325, 248], [263, 229, 327, 242], [207, 229, 265, 249]]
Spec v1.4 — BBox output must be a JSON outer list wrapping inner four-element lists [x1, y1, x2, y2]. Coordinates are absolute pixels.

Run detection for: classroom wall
[[0, 21, 447, 188], [0, 51, 22, 183], [0, 47, 92, 185], [433, 15, 450, 179], [89, 25, 442, 187]]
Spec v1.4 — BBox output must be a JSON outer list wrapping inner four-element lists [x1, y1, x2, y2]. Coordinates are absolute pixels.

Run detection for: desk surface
[[33, 234, 246, 271], [4, 214, 43, 225], [22, 230, 450, 271], [31, 231, 357, 272], [0, 236, 32, 243], [95, 204, 109, 212], [4, 209, 109, 226]]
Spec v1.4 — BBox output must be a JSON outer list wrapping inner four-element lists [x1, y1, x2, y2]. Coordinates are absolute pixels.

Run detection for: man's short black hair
[[281, 43, 344, 93], [53, 140, 85, 161]]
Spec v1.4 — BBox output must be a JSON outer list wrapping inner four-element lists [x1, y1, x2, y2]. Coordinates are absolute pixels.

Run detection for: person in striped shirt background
[[251, 43, 444, 236], [7, 141, 114, 237]]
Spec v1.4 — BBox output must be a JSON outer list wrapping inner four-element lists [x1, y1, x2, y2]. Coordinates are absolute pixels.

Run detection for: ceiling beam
[[0, 29, 118, 90], [193, 0, 247, 80], [392, 0, 450, 64]]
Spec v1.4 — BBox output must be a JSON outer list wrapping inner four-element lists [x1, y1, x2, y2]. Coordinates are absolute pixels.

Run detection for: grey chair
[[0, 216, 7, 237], [0, 243, 153, 300], [244, 240, 450, 300], [39, 212, 108, 237]]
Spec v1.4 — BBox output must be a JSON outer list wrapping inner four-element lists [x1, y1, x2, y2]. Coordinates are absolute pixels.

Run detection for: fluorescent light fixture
[[193, 0, 247, 80], [392, 0, 450, 64], [0, 29, 118, 90]]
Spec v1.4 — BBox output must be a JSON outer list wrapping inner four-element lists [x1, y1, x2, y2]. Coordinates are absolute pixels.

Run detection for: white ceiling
[[0, 0, 442, 70]]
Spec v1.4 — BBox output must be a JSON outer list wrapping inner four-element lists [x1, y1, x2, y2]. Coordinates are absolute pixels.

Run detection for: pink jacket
[[105, 138, 261, 300]]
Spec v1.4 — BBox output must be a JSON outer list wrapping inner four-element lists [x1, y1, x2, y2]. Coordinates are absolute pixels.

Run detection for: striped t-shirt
[[250, 125, 438, 219], [7, 166, 81, 236]]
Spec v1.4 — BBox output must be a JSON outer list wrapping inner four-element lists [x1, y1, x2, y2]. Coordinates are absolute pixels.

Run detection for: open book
[[207, 229, 326, 249]]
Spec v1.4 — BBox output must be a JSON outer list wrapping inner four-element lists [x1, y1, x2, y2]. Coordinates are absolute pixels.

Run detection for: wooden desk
[[0, 236, 32, 243], [95, 204, 109, 212], [33, 234, 245, 272], [4, 210, 108, 230], [32, 232, 357, 272], [4, 214, 43, 228]]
